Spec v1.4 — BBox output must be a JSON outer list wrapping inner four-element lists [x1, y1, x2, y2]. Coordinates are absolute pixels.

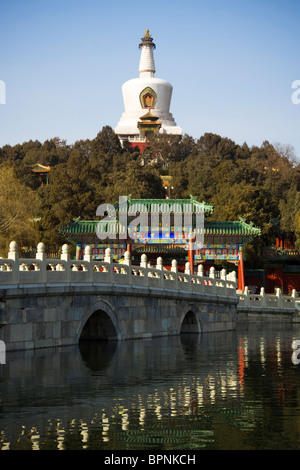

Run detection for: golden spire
[[139, 29, 156, 49]]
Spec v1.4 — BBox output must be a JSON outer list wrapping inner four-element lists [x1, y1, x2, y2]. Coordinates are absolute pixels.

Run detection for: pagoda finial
[[139, 29, 156, 49]]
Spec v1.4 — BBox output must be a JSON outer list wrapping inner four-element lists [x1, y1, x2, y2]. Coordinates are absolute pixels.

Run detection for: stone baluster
[[60, 244, 70, 281], [260, 287, 266, 307], [8, 241, 18, 261], [209, 266, 215, 291], [156, 257, 163, 270], [83, 245, 92, 262], [275, 288, 282, 308], [140, 253, 147, 270], [61, 244, 70, 261], [83, 245, 93, 282], [104, 247, 111, 264], [36, 242, 46, 261], [243, 286, 249, 306], [220, 269, 226, 280], [8, 241, 19, 283], [171, 259, 178, 289], [171, 259, 178, 273], [219, 268, 226, 293], [197, 264, 203, 277], [123, 251, 131, 283], [226, 270, 237, 291], [156, 257, 163, 287], [103, 248, 113, 281], [139, 254, 148, 285], [184, 262, 191, 289], [124, 251, 131, 266], [36, 242, 47, 282], [291, 289, 297, 309], [185, 262, 191, 276]]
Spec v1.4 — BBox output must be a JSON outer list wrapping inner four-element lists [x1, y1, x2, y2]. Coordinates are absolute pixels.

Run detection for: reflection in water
[[1, 324, 300, 449]]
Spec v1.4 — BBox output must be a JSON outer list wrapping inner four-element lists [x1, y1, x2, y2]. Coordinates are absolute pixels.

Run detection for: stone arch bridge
[[0, 242, 238, 352]]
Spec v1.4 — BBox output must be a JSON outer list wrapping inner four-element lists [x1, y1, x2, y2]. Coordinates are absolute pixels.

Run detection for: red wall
[[245, 268, 300, 294], [265, 269, 300, 294]]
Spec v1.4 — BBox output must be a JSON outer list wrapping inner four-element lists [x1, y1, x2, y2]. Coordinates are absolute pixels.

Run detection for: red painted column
[[238, 245, 245, 291], [188, 237, 194, 275], [76, 244, 82, 260], [126, 239, 132, 256]]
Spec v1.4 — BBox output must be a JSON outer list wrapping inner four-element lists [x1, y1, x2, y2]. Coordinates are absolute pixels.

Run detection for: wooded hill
[[0, 126, 299, 267]]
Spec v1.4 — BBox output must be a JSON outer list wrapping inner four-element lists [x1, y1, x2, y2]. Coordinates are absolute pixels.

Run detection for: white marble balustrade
[[0, 241, 237, 297]]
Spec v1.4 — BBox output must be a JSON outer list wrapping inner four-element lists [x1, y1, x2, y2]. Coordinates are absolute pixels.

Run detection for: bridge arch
[[180, 304, 201, 334], [77, 299, 120, 342]]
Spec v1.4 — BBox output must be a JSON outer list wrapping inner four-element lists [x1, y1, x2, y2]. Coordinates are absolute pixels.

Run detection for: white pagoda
[[115, 29, 182, 149]]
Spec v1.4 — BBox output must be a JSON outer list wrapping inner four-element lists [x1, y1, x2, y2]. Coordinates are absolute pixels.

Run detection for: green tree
[[0, 164, 40, 255], [103, 161, 165, 203], [39, 149, 96, 247]]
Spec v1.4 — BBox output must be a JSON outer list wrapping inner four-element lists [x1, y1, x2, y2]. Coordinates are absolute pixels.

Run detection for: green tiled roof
[[59, 220, 118, 235], [113, 195, 214, 214], [59, 218, 261, 237], [205, 219, 261, 236], [59, 196, 261, 240]]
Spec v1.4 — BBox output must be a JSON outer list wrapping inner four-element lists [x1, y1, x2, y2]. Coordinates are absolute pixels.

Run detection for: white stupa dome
[[115, 29, 182, 144]]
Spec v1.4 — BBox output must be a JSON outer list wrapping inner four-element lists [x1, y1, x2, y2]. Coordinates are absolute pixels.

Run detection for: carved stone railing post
[[171, 259, 178, 289], [156, 257, 164, 288], [209, 266, 216, 292], [292, 289, 297, 309], [275, 287, 282, 308], [61, 244, 70, 261], [185, 262, 191, 275], [230, 271, 237, 286], [171, 259, 178, 273], [140, 253, 147, 269], [36, 242, 47, 283], [104, 247, 111, 263], [8, 241, 18, 261], [104, 247, 113, 282], [83, 245, 93, 282], [83, 245, 92, 262], [139, 254, 148, 285], [243, 286, 249, 306], [197, 264, 203, 277], [124, 251, 131, 266], [60, 244, 70, 281], [8, 241, 19, 283], [123, 251, 132, 284], [260, 287, 266, 307]]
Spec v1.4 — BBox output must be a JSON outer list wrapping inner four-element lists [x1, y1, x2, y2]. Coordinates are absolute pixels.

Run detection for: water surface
[[1, 323, 300, 450]]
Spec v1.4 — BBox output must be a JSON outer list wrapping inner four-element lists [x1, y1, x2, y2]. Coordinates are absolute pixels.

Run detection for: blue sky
[[0, 0, 299, 158]]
